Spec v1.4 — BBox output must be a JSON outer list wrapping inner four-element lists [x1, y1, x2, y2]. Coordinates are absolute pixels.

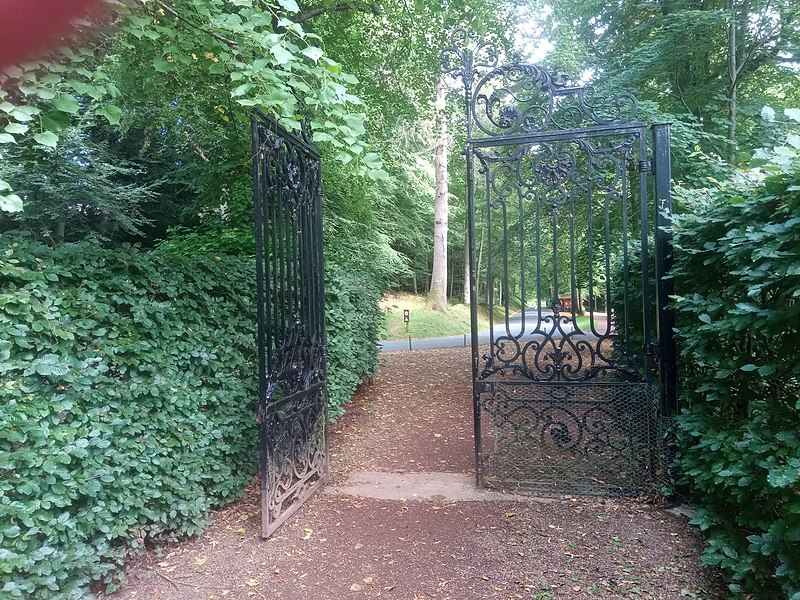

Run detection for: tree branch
[[292, 2, 380, 23], [154, 0, 238, 48], [673, 70, 699, 121]]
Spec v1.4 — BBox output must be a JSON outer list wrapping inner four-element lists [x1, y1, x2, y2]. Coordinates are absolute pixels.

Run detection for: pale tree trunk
[[448, 254, 454, 298], [429, 76, 449, 312], [727, 0, 737, 164], [727, 0, 745, 165], [54, 219, 65, 244]]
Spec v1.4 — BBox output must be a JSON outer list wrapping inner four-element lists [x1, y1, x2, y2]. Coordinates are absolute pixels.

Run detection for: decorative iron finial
[[440, 29, 499, 87]]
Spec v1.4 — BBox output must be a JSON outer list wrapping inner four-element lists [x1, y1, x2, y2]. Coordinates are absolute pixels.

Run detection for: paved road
[[378, 307, 594, 352]]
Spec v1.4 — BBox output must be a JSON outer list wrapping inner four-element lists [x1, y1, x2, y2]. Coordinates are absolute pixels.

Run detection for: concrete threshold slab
[[326, 471, 556, 503]]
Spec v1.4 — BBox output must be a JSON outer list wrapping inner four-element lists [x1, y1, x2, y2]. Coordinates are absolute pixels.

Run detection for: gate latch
[[644, 342, 659, 356]]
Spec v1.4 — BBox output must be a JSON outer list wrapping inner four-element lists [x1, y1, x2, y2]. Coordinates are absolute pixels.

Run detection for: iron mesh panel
[[479, 382, 664, 495]]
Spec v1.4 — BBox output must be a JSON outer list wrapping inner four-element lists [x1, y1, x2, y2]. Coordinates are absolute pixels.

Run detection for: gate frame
[[442, 30, 677, 489]]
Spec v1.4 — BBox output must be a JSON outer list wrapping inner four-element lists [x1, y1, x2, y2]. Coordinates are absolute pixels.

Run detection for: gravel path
[[107, 347, 723, 600]]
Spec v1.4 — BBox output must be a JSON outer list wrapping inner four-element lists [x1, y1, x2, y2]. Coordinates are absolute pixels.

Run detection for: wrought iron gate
[[252, 110, 328, 537], [443, 31, 677, 495]]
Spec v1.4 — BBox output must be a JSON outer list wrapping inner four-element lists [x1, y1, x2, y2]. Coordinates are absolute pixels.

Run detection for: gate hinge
[[638, 159, 653, 173], [321, 344, 329, 357], [644, 342, 659, 356]]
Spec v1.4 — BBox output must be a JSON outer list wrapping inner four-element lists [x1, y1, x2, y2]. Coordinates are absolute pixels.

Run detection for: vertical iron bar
[[262, 134, 272, 376], [270, 149, 279, 362], [603, 162, 612, 333], [467, 146, 482, 487], [302, 171, 310, 338], [587, 155, 596, 336], [288, 170, 297, 326], [277, 154, 286, 347], [252, 120, 266, 395], [294, 157, 302, 321], [459, 56, 483, 488], [639, 133, 653, 380], [316, 169, 329, 483], [501, 199, 510, 333], [568, 156, 577, 327], [486, 171, 494, 342], [652, 124, 677, 417], [516, 165, 526, 337], [535, 188, 542, 324], [621, 141, 631, 354], [317, 171, 326, 346], [551, 186, 559, 312]]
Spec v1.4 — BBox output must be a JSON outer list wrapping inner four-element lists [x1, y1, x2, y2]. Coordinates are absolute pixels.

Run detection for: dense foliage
[[324, 259, 381, 419], [2, 0, 799, 597], [0, 237, 257, 597], [536, 0, 799, 188], [0, 236, 380, 598], [670, 122, 800, 598]]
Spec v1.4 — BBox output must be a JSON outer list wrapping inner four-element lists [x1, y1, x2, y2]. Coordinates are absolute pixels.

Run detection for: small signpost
[[404, 309, 411, 350]]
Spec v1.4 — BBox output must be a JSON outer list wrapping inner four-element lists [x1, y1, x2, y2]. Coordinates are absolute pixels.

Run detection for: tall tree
[[536, 0, 800, 177], [430, 76, 450, 311]]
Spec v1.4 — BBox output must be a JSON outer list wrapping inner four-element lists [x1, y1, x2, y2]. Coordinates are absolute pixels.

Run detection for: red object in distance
[[0, 0, 103, 69]]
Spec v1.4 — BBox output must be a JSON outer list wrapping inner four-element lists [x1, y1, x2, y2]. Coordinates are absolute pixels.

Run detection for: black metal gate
[[252, 110, 328, 537], [443, 31, 676, 495]]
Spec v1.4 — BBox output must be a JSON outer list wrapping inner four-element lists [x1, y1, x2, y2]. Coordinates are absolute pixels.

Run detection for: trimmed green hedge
[[671, 163, 800, 598], [605, 131, 800, 596], [0, 236, 379, 598], [324, 260, 381, 420]]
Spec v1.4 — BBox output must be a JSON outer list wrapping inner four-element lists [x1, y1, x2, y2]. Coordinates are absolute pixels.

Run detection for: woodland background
[[1, 0, 799, 598]]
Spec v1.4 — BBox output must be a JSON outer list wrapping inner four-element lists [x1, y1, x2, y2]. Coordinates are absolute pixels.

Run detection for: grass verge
[[381, 293, 491, 340]]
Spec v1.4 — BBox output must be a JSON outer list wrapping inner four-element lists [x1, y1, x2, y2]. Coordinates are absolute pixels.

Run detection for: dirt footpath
[[109, 348, 723, 600]]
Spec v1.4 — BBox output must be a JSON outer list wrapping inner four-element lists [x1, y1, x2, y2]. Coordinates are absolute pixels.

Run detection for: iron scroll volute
[[441, 29, 640, 140]]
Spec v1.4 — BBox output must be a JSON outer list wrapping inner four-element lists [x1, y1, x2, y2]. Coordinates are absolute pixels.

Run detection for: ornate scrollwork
[[471, 65, 638, 137], [262, 385, 327, 528], [441, 30, 639, 140], [473, 134, 644, 384], [264, 320, 326, 402], [255, 120, 321, 218], [481, 317, 618, 383]]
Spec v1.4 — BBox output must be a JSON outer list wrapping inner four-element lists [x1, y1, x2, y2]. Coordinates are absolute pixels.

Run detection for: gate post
[[652, 124, 677, 417], [463, 85, 483, 489]]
